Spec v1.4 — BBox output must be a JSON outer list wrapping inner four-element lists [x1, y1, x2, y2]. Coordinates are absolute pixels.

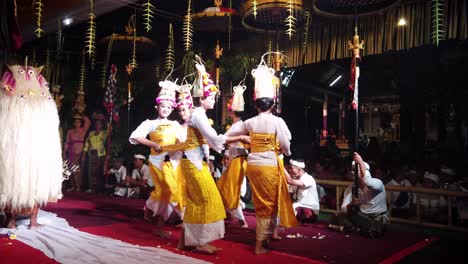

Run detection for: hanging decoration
[[44, 49, 51, 81], [228, 0, 232, 50], [130, 18, 138, 70], [266, 39, 272, 67], [101, 34, 115, 89], [74, 50, 87, 115], [253, 0, 258, 18], [155, 63, 160, 80], [240, 0, 306, 34], [142, 0, 155, 32], [285, 0, 296, 39], [183, 0, 194, 52], [431, 0, 445, 46], [34, 0, 44, 38], [165, 22, 175, 73], [302, 10, 311, 50], [86, 0, 96, 61]]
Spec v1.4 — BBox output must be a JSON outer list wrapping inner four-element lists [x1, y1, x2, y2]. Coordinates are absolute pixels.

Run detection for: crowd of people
[[55, 57, 397, 255], [5, 56, 465, 258]]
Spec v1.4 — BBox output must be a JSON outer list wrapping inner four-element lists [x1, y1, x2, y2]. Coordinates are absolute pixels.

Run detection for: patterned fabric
[[103, 65, 119, 123], [217, 156, 247, 210]]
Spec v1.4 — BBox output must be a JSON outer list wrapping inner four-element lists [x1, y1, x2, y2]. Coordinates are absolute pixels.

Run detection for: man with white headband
[[330, 152, 387, 238], [285, 158, 320, 223]]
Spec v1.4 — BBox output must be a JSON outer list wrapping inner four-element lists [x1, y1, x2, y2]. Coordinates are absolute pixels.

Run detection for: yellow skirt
[[175, 162, 186, 210], [148, 161, 179, 203], [181, 159, 226, 224], [247, 164, 298, 228], [216, 156, 247, 210]]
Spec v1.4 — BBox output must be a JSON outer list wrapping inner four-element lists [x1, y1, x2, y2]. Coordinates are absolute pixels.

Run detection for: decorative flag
[[348, 34, 364, 110], [103, 64, 119, 123]]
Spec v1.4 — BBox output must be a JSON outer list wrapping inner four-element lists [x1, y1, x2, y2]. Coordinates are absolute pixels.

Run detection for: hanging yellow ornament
[[34, 0, 44, 38], [183, 0, 194, 52], [142, 0, 155, 32]]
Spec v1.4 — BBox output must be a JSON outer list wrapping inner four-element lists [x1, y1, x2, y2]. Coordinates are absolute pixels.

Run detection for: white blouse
[[129, 118, 184, 170], [232, 112, 292, 167], [185, 107, 227, 170], [224, 120, 249, 159]]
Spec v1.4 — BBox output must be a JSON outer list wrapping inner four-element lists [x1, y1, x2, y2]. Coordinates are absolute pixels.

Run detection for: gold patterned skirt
[[216, 156, 247, 210]]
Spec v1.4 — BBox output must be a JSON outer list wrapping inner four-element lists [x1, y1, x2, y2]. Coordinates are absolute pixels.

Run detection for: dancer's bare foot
[[255, 240, 269, 255], [239, 220, 248, 228], [154, 230, 172, 238], [271, 234, 282, 240], [29, 205, 41, 229], [6, 213, 16, 229], [144, 209, 154, 223], [272, 226, 282, 240], [205, 243, 222, 252], [28, 223, 43, 229], [195, 244, 216, 254]]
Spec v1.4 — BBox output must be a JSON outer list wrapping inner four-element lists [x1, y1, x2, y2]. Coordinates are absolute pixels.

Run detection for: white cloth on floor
[[0, 210, 209, 264]]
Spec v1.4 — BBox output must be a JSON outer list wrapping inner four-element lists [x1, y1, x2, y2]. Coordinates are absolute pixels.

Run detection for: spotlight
[[63, 17, 73, 26], [397, 17, 407, 26], [329, 75, 342, 87]]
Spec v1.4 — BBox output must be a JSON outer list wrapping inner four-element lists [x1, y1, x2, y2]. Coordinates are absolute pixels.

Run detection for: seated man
[[386, 168, 412, 212], [105, 158, 128, 197], [285, 158, 320, 223], [330, 152, 388, 238], [127, 154, 151, 198], [418, 172, 447, 222]]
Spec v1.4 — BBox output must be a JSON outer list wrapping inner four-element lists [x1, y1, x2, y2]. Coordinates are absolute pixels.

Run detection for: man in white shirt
[[105, 158, 128, 197], [386, 169, 412, 210], [330, 152, 387, 238], [128, 154, 151, 198], [286, 158, 320, 223]]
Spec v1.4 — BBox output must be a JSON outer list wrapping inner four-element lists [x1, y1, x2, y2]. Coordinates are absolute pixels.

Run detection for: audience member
[[127, 154, 151, 198], [329, 153, 388, 238], [285, 158, 320, 223]]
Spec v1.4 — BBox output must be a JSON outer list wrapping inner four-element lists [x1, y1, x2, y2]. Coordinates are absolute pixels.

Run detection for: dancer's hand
[[152, 142, 161, 152], [240, 135, 251, 144]]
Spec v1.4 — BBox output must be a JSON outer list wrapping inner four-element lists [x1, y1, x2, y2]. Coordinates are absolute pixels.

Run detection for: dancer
[[63, 114, 91, 191], [82, 113, 107, 193], [0, 64, 63, 229], [130, 80, 183, 237], [174, 83, 194, 214], [217, 83, 249, 228], [231, 60, 298, 254], [163, 58, 249, 254]]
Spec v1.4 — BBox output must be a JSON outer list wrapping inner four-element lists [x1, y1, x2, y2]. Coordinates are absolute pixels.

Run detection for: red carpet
[[0, 192, 436, 263]]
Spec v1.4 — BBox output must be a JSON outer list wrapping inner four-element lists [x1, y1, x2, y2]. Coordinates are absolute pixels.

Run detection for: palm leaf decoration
[[85, 0, 96, 60], [253, 0, 258, 19], [284, 0, 296, 39], [431, 0, 445, 46], [183, 0, 194, 52], [154, 63, 160, 80], [142, 0, 155, 32], [301, 9, 311, 64], [34, 0, 44, 38], [101, 34, 115, 88], [182, 50, 197, 82], [44, 48, 51, 80], [266, 39, 273, 67], [228, 0, 232, 50], [79, 50, 86, 91], [164, 22, 175, 74], [129, 24, 138, 69]]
